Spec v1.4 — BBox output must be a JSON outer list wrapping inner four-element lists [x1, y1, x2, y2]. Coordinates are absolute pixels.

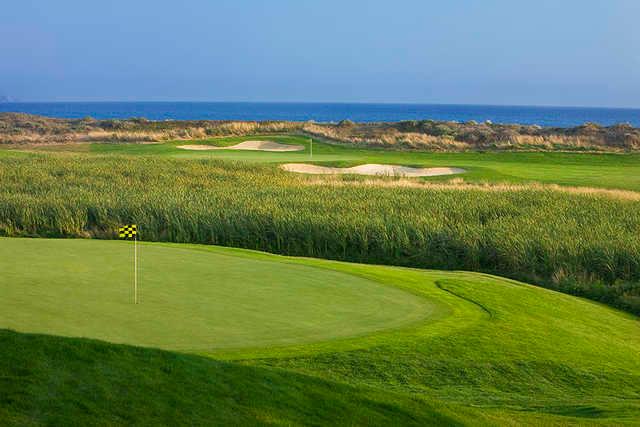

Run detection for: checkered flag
[[118, 224, 138, 239], [119, 224, 140, 303]]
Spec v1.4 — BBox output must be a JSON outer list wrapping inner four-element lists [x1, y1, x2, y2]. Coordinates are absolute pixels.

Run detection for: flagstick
[[309, 138, 313, 159], [134, 233, 138, 304]]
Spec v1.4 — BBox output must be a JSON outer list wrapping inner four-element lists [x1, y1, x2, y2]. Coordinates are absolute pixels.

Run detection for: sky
[[1, 0, 639, 107]]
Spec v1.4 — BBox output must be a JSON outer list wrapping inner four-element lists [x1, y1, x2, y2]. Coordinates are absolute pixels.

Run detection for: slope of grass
[[0, 330, 469, 426], [6, 329, 621, 427], [1, 238, 639, 425]]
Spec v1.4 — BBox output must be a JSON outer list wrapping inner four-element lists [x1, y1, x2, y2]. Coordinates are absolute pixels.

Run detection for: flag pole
[[134, 232, 138, 304], [309, 137, 313, 159]]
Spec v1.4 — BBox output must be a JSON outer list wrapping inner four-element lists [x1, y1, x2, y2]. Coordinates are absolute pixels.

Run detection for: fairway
[[14, 134, 640, 190], [0, 238, 432, 350]]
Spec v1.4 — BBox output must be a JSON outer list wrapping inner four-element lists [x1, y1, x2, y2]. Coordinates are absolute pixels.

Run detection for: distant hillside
[[1, 112, 639, 151]]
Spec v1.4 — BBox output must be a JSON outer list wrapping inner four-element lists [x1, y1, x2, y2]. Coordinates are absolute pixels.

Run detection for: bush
[[338, 119, 355, 127]]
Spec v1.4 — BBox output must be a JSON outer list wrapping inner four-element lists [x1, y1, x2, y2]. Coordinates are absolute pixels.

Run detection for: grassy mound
[[0, 330, 463, 426]]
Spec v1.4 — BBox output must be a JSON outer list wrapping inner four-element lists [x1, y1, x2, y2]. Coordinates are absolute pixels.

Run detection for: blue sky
[[1, 0, 639, 107]]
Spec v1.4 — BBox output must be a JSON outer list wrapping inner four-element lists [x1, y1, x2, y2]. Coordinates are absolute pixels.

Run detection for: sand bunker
[[281, 164, 466, 177], [177, 140, 304, 152]]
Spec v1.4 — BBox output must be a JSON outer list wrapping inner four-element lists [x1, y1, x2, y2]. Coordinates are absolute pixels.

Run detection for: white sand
[[177, 140, 304, 152], [281, 163, 466, 177]]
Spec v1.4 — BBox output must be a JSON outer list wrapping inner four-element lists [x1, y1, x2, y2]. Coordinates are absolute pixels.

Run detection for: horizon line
[[2, 100, 640, 111]]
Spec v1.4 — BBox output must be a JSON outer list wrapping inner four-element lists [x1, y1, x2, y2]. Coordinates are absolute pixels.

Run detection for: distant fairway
[[0, 238, 432, 350], [13, 134, 640, 190]]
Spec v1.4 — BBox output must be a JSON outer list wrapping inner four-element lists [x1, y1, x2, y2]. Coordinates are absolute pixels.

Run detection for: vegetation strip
[[300, 177, 640, 200], [3, 113, 639, 151], [1, 150, 638, 314]]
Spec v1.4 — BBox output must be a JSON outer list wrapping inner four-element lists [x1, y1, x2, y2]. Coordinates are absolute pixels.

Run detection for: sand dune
[[281, 163, 466, 177], [177, 140, 304, 152]]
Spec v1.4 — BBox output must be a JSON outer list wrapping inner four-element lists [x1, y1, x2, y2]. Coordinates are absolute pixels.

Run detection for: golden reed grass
[[301, 177, 640, 201]]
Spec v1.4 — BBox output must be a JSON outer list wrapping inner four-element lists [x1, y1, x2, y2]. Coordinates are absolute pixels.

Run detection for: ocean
[[1, 102, 639, 127]]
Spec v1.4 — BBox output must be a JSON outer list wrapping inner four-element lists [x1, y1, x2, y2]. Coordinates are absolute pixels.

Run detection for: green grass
[[22, 134, 640, 190], [1, 151, 639, 314], [3, 135, 640, 425], [0, 330, 468, 426], [1, 238, 639, 425], [0, 238, 431, 351]]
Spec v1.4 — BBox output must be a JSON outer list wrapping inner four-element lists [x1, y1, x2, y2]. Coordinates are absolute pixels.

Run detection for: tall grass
[[1, 153, 639, 313], [4, 113, 640, 151], [303, 121, 640, 151], [0, 113, 303, 144]]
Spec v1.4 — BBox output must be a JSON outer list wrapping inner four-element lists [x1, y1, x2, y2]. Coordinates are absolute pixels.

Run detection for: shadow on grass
[[0, 329, 461, 426]]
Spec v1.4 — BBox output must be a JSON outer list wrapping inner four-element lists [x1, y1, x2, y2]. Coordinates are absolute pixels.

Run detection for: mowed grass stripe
[[0, 238, 434, 351]]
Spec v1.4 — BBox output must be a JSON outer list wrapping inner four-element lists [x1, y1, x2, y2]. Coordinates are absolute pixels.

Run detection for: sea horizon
[[1, 101, 639, 127]]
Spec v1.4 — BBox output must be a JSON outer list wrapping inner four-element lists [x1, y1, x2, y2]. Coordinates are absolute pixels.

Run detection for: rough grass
[[302, 177, 640, 201], [303, 120, 640, 151], [0, 113, 302, 144], [3, 112, 640, 151], [0, 151, 639, 314]]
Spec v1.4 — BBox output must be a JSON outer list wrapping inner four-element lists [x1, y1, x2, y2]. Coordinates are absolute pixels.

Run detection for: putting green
[[0, 238, 432, 351]]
